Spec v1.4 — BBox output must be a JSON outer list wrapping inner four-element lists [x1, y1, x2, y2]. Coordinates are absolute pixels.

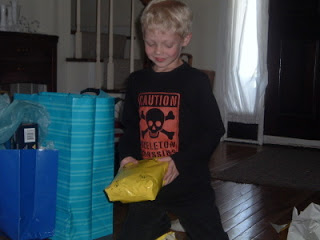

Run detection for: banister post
[[130, 0, 135, 73], [75, 0, 82, 58], [95, 0, 103, 89], [106, 0, 114, 90]]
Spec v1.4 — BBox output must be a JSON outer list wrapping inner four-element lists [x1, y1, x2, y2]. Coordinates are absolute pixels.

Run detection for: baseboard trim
[[263, 135, 320, 149]]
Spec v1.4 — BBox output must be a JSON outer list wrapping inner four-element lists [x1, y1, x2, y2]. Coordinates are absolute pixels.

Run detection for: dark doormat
[[212, 146, 320, 191]]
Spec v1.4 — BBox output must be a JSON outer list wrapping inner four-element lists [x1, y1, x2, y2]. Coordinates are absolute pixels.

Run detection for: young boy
[[117, 0, 229, 239]]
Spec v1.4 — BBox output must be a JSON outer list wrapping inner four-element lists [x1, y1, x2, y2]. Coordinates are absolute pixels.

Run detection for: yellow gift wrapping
[[105, 159, 168, 203], [155, 231, 176, 240]]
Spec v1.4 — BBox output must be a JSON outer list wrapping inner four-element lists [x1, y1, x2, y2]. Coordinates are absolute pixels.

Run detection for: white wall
[[184, 0, 222, 72], [14, 0, 58, 35], [0, 0, 57, 34]]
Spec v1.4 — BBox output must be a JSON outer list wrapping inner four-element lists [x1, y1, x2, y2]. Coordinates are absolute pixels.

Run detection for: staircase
[[67, 0, 143, 93], [67, 31, 143, 91]]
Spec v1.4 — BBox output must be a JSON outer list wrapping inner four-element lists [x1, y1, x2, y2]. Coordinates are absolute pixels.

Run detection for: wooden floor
[[113, 141, 320, 240]]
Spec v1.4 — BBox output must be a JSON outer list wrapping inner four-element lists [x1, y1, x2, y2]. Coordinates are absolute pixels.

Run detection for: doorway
[[264, 0, 320, 140]]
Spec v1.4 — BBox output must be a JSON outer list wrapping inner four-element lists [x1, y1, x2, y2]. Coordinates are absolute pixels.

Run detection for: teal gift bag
[[15, 91, 114, 240]]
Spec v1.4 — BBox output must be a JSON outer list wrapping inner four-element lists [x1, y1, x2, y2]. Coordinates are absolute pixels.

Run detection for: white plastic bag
[[287, 203, 320, 240], [0, 94, 50, 149]]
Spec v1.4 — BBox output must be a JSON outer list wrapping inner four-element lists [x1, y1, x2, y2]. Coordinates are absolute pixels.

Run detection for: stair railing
[[74, 0, 136, 90]]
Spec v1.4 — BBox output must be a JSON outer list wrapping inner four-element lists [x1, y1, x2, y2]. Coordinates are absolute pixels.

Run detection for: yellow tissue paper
[[105, 159, 168, 203]]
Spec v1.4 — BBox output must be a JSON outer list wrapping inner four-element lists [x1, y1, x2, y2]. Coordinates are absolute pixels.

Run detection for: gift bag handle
[[80, 88, 100, 95]]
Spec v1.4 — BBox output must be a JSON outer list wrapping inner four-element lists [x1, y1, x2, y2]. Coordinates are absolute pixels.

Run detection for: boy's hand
[[119, 156, 138, 169], [158, 156, 179, 186]]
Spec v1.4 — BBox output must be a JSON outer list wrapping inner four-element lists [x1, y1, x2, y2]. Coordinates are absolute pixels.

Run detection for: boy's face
[[144, 28, 191, 72]]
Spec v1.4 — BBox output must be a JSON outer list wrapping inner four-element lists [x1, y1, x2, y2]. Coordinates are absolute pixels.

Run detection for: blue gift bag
[[15, 92, 114, 240], [0, 149, 58, 240]]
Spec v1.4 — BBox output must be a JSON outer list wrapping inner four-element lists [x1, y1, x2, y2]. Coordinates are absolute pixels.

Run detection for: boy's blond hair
[[140, 0, 193, 38]]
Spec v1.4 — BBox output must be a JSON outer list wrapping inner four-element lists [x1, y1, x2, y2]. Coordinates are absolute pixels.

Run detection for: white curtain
[[216, 0, 269, 144]]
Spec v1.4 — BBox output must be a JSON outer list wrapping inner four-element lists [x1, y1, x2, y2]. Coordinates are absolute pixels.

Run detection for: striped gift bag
[[15, 91, 114, 240]]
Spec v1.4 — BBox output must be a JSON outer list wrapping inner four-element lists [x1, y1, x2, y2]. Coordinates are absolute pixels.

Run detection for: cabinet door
[[0, 32, 58, 93], [264, 0, 320, 140]]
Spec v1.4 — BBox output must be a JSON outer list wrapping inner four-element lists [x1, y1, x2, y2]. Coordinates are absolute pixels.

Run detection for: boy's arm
[[118, 77, 141, 161], [171, 74, 225, 171]]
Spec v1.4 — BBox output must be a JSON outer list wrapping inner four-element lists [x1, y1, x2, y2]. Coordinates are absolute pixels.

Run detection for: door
[[264, 0, 320, 140]]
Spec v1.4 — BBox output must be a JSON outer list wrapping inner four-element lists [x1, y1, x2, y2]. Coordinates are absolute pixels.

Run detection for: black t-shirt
[[118, 62, 225, 199]]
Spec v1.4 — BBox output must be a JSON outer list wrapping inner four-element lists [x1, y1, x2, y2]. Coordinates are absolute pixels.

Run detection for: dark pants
[[117, 185, 229, 240]]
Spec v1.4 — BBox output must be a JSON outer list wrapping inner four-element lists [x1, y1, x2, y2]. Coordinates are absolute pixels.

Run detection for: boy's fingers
[[157, 156, 172, 162], [119, 157, 138, 168], [163, 160, 179, 185]]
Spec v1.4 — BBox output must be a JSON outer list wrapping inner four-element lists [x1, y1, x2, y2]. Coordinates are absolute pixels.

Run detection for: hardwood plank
[[229, 189, 311, 238], [217, 184, 262, 216], [233, 217, 278, 240], [214, 182, 257, 206], [252, 226, 283, 240], [220, 188, 265, 227]]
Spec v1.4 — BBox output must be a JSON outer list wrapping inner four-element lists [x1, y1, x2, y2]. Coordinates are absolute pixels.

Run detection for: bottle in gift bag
[[13, 123, 38, 149]]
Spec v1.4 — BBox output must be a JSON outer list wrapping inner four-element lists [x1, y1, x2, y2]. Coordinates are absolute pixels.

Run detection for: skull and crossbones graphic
[[141, 108, 175, 140]]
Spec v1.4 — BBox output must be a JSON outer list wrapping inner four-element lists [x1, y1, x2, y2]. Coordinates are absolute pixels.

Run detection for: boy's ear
[[182, 33, 192, 47]]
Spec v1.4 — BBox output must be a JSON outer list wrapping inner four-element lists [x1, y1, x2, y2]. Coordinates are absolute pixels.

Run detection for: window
[[218, 0, 269, 144]]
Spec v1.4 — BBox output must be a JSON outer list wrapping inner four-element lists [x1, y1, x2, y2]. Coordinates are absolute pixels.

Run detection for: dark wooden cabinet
[[0, 31, 58, 94]]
